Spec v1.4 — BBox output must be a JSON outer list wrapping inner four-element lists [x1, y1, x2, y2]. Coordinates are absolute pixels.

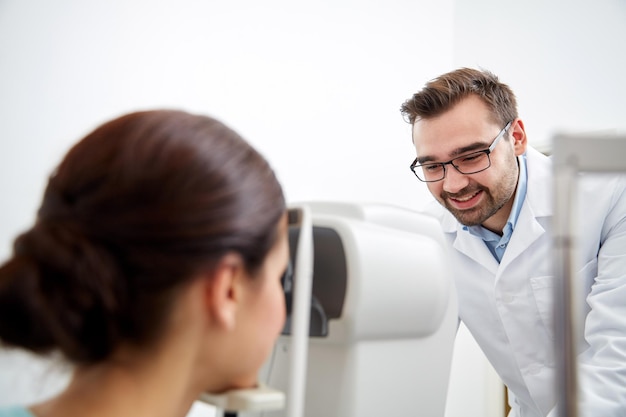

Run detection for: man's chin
[[445, 205, 484, 227]]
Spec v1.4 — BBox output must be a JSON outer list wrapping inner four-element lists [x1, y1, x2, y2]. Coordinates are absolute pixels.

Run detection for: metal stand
[[552, 132, 626, 417]]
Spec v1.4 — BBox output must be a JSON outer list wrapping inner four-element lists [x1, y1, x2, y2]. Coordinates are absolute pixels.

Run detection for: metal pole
[[285, 205, 313, 417], [553, 162, 578, 417], [552, 132, 626, 417]]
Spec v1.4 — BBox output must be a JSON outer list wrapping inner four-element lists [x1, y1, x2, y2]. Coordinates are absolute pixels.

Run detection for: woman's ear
[[203, 253, 246, 331]]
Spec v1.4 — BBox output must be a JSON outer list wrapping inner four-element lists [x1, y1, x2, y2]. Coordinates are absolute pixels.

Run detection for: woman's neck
[[31, 285, 211, 417], [31, 347, 199, 417]]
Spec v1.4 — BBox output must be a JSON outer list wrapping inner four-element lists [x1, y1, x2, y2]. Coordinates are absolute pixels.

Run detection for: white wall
[[0, 0, 453, 261], [453, 0, 626, 149]]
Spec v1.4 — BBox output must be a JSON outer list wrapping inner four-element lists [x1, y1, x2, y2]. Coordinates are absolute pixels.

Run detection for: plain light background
[[1, 1, 625, 416]]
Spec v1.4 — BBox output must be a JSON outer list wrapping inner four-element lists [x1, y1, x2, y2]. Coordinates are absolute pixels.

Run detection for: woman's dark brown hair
[[0, 110, 286, 364]]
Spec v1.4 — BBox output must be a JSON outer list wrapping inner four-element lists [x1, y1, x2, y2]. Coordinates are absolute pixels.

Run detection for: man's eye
[[424, 164, 443, 172], [459, 153, 484, 163]]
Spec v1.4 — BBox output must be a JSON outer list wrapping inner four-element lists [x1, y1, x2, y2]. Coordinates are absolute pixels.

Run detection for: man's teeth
[[454, 192, 478, 202]]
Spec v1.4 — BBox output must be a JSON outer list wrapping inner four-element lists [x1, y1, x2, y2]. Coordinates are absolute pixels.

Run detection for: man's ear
[[511, 118, 528, 156], [203, 252, 245, 331]]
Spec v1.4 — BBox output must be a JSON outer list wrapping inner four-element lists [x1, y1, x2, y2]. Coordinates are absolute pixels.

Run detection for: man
[[400, 68, 626, 417]]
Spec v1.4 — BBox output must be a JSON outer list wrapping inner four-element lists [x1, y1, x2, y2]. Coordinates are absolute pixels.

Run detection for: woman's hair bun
[[0, 221, 126, 363]]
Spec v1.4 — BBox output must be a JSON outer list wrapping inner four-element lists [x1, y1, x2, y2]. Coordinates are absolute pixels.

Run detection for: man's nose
[[442, 165, 470, 194]]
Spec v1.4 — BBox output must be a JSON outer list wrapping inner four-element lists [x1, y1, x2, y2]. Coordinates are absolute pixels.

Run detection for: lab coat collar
[[523, 146, 552, 218]]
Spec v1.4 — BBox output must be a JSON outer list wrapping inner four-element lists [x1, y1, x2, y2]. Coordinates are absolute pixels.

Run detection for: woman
[[0, 110, 289, 417]]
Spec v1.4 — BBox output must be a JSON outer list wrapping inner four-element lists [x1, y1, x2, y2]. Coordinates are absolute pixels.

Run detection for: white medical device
[[202, 202, 457, 417]]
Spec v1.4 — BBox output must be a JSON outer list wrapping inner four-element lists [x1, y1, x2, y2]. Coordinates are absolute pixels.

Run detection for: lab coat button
[[502, 294, 514, 303]]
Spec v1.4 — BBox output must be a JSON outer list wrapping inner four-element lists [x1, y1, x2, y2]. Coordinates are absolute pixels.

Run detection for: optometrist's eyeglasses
[[409, 121, 513, 182]]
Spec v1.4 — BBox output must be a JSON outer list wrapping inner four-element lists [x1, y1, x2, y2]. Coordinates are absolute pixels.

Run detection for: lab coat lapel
[[499, 148, 553, 271], [452, 225, 499, 274], [435, 207, 499, 274], [499, 204, 547, 270]]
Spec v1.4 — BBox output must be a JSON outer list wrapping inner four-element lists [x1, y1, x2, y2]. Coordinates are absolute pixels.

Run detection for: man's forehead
[[412, 119, 497, 162]]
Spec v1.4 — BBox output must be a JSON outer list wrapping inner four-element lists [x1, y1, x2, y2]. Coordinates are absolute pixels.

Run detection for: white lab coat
[[424, 147, 626, 417]]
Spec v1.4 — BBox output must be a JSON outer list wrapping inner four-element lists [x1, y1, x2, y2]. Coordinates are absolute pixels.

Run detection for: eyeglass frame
[[409, 121, 513, 183]]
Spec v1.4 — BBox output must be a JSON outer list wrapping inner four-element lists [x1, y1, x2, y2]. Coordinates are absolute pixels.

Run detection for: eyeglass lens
[[416, 151, 491, 181]]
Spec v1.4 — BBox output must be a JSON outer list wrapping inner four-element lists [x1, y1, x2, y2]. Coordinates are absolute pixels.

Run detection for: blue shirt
[[463, 153, 528, 263], [0, 406, 36, 417]]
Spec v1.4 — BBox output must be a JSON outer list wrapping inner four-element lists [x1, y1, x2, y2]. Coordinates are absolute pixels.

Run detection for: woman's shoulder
[[0, 406, 36, 417]]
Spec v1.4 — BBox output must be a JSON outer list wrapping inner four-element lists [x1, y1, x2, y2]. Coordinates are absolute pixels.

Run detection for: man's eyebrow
[[417, 141, 490, 164]]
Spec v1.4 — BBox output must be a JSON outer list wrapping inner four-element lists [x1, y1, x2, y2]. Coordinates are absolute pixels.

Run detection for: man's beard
[[440, 185, 510, 227]]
